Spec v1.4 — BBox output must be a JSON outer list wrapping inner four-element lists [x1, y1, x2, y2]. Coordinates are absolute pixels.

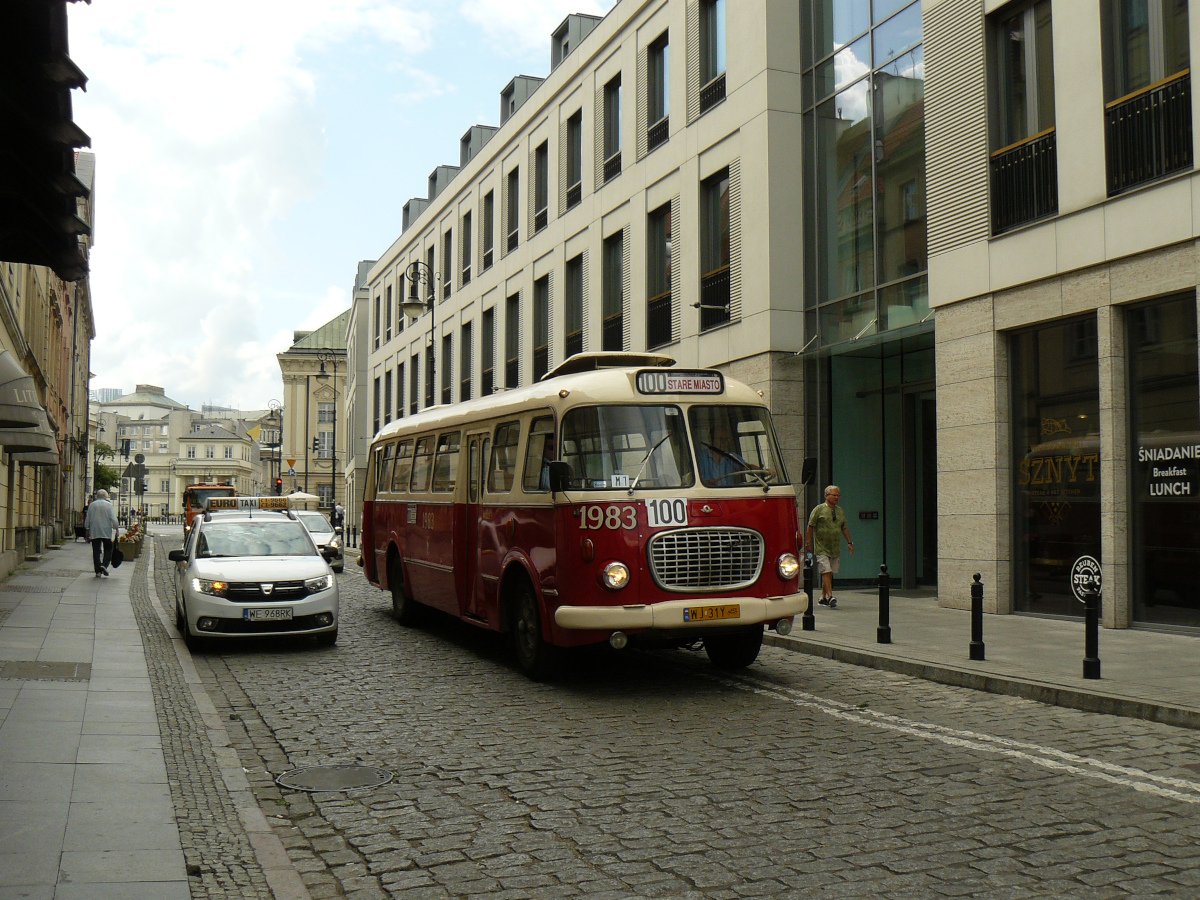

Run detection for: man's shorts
[[815, 554, 840, 575]]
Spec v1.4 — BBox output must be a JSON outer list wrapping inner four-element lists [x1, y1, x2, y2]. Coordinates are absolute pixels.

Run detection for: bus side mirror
[[800, 457, 817, 486], [548, 461, 572, 493]]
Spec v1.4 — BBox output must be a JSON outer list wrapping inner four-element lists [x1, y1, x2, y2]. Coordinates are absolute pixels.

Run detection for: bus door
[[464, 433, 490, 621]]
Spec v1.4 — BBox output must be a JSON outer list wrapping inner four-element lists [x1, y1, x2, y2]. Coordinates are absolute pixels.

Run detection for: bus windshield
[[561, 405, 694, 490], [689, 405, 788, 488]]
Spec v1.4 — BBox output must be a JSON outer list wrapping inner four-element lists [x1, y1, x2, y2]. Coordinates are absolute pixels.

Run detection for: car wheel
[[180, 600, 204, 652], [174, 596, 185, 631], [512, 581, 556, 680], [704, 627, 764, 669], [333, 564, 344, 574], [390, 556, 423, 626], [316, 627, 338, 647]]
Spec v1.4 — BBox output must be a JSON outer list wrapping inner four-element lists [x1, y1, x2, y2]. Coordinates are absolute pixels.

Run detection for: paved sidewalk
[[768, 586, 1200, 729], [0, 538, 188, 900]]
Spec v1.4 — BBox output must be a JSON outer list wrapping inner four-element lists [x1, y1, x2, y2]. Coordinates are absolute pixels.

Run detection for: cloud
[[457, 0, 615, 56]]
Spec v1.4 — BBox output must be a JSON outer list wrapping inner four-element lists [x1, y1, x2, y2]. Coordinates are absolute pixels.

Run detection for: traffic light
[[274, 477, 282, 495], [120, 439, 130, 459], [312, 437, 319, 454]]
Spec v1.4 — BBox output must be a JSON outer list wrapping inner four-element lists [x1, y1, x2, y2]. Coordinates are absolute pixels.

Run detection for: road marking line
[[718, 674, 1200, 805]]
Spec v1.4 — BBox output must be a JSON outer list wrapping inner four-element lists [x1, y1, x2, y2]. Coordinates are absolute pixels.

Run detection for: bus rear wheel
[[390, 557, 422, 626], [704, 627, 764, 669], [512, 582, 556, 680]]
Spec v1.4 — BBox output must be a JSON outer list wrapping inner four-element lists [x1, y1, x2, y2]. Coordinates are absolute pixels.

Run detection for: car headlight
[[327, 538, 340, 550], [601, 561, 630, 590], [305, 574, 334, 594], [192, 578, 228, 597], [777, 553, 800, 580]]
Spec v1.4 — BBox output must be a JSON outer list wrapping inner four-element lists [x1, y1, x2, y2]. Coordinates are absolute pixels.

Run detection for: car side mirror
[[335, 525, 344, 534], [548, 460, 572, 493], [168, 549, 186, 563], [800, 457, 817, 486]]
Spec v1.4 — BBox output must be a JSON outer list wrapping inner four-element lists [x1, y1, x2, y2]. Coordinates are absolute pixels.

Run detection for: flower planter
[[115, 539, 142, 560]]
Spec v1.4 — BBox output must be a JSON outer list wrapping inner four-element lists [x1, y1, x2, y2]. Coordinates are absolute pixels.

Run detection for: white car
[[294, 511, 344, 573], [168, 508, 340, 647]]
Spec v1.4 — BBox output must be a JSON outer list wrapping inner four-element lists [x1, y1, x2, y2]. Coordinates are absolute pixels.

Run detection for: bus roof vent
[[541, 351, 676, 380]]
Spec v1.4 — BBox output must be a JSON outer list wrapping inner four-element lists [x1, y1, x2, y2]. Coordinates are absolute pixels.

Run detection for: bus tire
[[389, 556, 422, 626], [512, 581, 556, 680], [704, 627, 764, 669]]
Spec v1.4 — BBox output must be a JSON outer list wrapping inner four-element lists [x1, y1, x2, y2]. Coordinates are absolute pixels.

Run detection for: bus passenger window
[[432, 432, 462, 492], [522, 416, 556, 492], [391, 440, 414, 493], [378, 444, 395, 495], [410, 437, 434, 492], [489, 422, 521, 493]]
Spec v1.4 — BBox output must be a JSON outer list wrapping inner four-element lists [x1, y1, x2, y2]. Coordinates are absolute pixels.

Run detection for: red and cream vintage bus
[[360, 352, 806, 677]]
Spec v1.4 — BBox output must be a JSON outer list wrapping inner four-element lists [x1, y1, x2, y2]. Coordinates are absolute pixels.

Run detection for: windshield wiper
[[628, 432, 674, 494]]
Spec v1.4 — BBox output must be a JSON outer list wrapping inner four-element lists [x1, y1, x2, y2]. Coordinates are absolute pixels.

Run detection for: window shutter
[[636, 45, 649, 161], [581, 250, 590, 353], [594, 86, 605, 192], [729, 159, 743, 322], [622, 229, 631, 352], [500, 171, 509, 259], [686, 1, 700, 124], [559, 118, 569, 216], [516, 289, 524, 387], [546, 271, 555, 370], [670, 194, 682, 343], [528, 146, 536, 238]]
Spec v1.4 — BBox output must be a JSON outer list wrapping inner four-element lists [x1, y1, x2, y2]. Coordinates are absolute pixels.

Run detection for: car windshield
[[195, 521, 317, 558], [560, 405, 694, 491], [688, 405, 789, 488], [296, 513, 333, 533]]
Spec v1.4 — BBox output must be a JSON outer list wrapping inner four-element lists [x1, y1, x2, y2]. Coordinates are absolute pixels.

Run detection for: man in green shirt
[[806, 485, 854, 608]]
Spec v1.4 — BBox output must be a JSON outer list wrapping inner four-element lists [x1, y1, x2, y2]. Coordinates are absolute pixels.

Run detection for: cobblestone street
[[148, 537, 1200, 899]]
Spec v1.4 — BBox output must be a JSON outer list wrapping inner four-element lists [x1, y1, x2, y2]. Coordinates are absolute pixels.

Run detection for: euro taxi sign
[[207, 496, 291, 511], [635, 369, 724, 395]]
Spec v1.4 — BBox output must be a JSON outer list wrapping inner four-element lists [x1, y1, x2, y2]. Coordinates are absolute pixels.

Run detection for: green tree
[[93, 441, 120, 494]]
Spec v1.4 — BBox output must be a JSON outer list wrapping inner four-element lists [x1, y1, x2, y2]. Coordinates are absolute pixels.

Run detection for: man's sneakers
[[99, 567, 109, 577], [818, 596, 837, 608]]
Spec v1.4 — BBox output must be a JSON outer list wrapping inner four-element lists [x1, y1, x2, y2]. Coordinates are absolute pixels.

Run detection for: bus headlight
[[777, 553, 800, 580], [193, 578, 228, 597], [601, 562, 630, 590]]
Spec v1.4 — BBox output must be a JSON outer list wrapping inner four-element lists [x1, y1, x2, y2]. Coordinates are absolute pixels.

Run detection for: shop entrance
[[805, 333, 937, 588]]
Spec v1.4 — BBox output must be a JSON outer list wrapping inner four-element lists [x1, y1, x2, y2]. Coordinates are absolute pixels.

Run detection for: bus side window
[[522, 416, 556, 493], [488, 422, 520, 493], [378, 444, 396, 495], [391, 440, 414, 493], [432, 432, 462, 492], [410, 437, 434, 492], [468, 439, 480, 503]]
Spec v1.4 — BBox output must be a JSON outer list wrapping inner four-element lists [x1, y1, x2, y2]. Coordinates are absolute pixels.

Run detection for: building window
[[533, 275, 550, 382], [565, 254, 584, 359], [482, 190, 495, 270], [990, 0, 1057, 233], [385, 285, 393, 342], [505, 292, 521, 389], [649, 33, 670, 151], [426, 245, 436, 300], [507, 168, 520, 251], [161, 479, 170, 492], [566, 111, 583, 208], [441, 333, 453, 405], [396, 361, 405, 419], [411, 352, 420, 415], [461, 211, 472, 285], [318, 402, 335, 425], [317, 483, 334, 507], [374, 295, 381, 350], [442, 229, 453, 299], [1011, 316, 1100, 618], [1103, 0, 1192, 195], [700, 0, 727, 112], [700, 168, 731, 330], [373, 376, 380, 435], [482, 307, 495, 397], [383, 370, 393, 425], [602, 231, 624, 351], [187, 445, 195, 459], [1128, 292, 1200, 626], [206, 445, 215, 459], [603, 74, 622, 183], [224, 446, 233, 459], [425, 346, 435, 408], [460, 321, 473, 402], [647, 202, 673, 348], [533, 141, 549, 232]]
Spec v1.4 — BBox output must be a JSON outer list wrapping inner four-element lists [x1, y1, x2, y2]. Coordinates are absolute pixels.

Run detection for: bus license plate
[[684, 604, 740, 623], [244, 607, 293, 622]]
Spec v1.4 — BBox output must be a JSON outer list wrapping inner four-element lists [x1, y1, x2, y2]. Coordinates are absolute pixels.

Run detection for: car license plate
[[684, 604, 740, 623], [244, 607, 293, 622]]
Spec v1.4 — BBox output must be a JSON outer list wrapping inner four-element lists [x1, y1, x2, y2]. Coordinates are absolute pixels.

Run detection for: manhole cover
[[276, 765, 393, 792]]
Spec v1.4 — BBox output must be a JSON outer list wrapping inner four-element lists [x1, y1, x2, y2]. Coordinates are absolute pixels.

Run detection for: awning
[[0, 350, 45, 429], [12, 450, 58, 467], [0, 410, 55, 455]]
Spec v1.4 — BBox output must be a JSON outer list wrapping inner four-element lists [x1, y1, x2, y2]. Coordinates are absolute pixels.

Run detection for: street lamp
[[316, 351, 337, 510], [268, 399, 282, 494], [402, 260, 440, 403]]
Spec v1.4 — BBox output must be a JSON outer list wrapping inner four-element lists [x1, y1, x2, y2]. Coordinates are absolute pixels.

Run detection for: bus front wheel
[[390, 557, 422, 626], [512, 582, 556, 680], [704, 627, 764, 669]]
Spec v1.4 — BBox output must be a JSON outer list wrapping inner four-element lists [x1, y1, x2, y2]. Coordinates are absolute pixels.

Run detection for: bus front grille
[[647, 527, 764, 592]]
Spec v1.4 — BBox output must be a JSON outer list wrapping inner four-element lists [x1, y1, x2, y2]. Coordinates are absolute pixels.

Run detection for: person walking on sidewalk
[[84, 488, 119, 577], [806, 484, 854, 608]]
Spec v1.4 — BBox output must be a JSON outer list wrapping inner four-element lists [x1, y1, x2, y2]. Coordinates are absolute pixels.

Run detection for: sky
[[68, 0, 616, 412]]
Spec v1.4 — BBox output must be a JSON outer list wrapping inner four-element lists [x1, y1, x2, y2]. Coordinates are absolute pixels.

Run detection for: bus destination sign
[[635, 370, 724, 395]]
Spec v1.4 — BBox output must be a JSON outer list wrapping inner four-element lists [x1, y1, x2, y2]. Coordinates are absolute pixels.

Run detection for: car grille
[[647, 527, 764, 592], [225, 580, 307, 603]]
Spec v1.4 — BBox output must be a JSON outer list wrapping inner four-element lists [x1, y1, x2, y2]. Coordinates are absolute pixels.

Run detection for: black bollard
[[802, 555, 815, 631], [877, 563, 891, 643], [1083, 594, 1101, 679], [970, 573, 985, 661]]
